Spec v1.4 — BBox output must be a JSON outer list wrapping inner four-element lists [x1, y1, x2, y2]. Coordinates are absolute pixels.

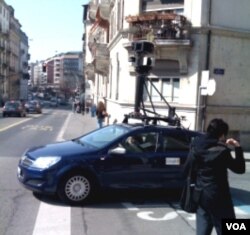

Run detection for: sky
[[5, 0, 89, 62]]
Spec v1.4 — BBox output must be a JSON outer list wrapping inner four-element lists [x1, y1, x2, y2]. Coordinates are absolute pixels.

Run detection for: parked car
[[49, 98, 58, 107], [17, 123, 202, 205], [25, 100, 42, 114], [2, 100, 26, 117]]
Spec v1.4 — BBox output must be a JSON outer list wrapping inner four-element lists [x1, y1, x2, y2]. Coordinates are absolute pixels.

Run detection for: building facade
[[0, 0, 10, 104], [0, 1, 30, 103], [19, 30, 30, 100], [29, 52, 84, 99], [83, 0, 250, 149]]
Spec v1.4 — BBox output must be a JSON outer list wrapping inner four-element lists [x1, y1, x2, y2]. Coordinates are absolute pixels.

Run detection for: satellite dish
[[207, 79, 216, 96]]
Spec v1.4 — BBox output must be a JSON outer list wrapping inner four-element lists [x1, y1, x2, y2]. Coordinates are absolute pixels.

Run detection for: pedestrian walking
[[90, 102, 96, 117], [183, 118, 245, 235], [96, 101, 108, 128]]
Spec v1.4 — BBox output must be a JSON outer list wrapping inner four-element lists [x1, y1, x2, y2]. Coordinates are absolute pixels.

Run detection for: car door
[[149, 129, 192, 188], [98, 130, 162, 188]]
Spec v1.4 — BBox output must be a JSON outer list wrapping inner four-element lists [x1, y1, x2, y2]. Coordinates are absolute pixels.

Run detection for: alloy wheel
[[64, 175, 91, 202]]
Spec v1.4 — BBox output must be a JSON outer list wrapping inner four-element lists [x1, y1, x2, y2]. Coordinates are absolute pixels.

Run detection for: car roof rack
[[123, 112, 181, 126]]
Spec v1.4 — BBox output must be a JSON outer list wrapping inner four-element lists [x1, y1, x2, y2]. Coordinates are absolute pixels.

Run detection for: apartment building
[[0, 1, 30, 102], [29, 52, 84, 99], [0, 0, 10, 104], [83, 0, 250, 149], [43, 52, 84, 93], [19, 30, 30, 100]]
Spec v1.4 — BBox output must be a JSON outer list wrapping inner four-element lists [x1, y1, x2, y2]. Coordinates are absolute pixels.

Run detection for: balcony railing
[[125, 12, 190, 41]]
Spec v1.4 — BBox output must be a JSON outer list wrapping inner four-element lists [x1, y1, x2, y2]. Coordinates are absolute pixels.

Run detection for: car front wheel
[[58, 172, 95, 205]]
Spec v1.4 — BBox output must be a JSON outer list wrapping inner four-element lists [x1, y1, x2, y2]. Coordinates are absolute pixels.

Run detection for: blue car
[[17, 123, 201, 205]]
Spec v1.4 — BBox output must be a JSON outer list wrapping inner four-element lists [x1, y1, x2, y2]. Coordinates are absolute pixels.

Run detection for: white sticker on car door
[[165, 157, 180, 165]]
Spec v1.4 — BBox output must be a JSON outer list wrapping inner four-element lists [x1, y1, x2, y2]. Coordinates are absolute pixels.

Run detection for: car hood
[[26, 140, 97, 159]]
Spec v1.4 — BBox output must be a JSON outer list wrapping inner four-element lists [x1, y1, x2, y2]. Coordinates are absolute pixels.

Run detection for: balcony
[[88, 0, 98, 22], [123, 12, 192, 74], [98, 0, 113, 22], [85, 63, 95, 82], [92, 43, 109, 76], [88, 0, 110, 29]]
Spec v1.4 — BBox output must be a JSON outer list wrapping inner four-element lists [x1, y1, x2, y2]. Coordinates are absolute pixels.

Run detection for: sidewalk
[[62, 112, 250, 162], [62, 111, 98, 140]]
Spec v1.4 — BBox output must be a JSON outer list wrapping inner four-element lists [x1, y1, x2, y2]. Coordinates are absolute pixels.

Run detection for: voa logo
[[226, 223, 247, 231]]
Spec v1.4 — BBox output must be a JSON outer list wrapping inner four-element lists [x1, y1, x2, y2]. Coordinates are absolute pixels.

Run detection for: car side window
[[122, 132, 159, 153], [162, 133, 190, 151]]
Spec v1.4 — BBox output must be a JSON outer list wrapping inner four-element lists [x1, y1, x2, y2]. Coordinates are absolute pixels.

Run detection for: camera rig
[[122, 40, 183, 127]]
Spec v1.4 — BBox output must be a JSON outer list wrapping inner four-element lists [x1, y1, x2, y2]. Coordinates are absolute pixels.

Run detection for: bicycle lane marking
[[122, 202, 179, 221], [122, 200, 250, 222]]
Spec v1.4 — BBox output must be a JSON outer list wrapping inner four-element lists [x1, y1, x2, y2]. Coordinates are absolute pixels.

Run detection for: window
[[150, 79, 161, 102], [79, 125, 129, 149], [162, 78, 180, 102], [122, 132, 159, 153], [162, 133, 190, 151], [146, 78, 180, 103]]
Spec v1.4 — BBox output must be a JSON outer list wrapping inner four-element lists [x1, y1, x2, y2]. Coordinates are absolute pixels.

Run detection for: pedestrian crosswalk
[[31, 198, 250, 234]]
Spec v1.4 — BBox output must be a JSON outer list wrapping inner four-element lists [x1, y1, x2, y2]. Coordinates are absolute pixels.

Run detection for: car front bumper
[[17, 165, 57, 194]]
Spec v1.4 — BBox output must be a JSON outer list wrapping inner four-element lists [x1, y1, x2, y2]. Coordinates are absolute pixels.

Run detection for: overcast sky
[[5, 0, 89, 62]]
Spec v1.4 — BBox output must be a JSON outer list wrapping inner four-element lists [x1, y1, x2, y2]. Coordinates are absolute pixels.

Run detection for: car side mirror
[[108, 147, 126, 155]]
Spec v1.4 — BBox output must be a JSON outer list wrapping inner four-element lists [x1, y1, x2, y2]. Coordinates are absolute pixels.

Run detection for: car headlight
[[31, 156, 61, 170]]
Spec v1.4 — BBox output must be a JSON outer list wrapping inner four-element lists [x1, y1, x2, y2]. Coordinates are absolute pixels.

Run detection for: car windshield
[[5, 102, 19, 108], [76, 125, 129, 148]]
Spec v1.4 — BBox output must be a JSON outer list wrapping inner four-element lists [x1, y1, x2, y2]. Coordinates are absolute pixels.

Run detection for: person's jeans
[[97, 118, 104, 128]]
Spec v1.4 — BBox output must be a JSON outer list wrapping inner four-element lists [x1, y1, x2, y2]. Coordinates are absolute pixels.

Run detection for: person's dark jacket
[[183, 134, 245, 216], [96, 109, 106, 120]]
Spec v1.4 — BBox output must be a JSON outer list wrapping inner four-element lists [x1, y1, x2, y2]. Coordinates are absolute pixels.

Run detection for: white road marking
[[32, 112, 72, 234], [32, 202, 71, 235], [137, 211, 178, 221], [122, 202, 139, 210], [56, 112, 71, 141], [0, 118, 31, 132], [234, 206, 249, 215]]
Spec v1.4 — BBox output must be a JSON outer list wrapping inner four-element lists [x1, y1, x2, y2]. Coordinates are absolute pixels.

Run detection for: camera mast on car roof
[[122, 40, 183, 127]]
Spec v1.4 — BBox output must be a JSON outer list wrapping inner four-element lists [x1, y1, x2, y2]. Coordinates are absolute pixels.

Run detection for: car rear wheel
[[58, 172, 95, 205]]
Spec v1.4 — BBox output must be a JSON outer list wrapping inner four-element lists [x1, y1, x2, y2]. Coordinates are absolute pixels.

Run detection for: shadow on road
[[33, 188, 182, 208], [34, 187, 250, 211]]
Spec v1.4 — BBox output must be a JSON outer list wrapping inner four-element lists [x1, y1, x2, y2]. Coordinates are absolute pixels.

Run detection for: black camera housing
[[131, 41, 154, 54]]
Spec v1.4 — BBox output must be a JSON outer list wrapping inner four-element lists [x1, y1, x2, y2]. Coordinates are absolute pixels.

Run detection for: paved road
[[0, 108, 249, 235]]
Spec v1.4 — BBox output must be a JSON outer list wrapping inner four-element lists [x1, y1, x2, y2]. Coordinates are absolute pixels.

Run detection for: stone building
[[0, 1, 30, 102], [83, 0, 250, 149]]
